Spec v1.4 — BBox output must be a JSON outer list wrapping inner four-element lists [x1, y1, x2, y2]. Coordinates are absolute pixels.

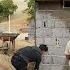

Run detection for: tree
[[0, 0, 18, 19], [0, 3, 3, 13], [25, 0, 35, 19], [25, 0, 37, 46]]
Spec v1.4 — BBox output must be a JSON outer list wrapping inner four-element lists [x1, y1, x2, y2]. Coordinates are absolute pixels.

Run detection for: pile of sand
[[15, 39, 35, 50]]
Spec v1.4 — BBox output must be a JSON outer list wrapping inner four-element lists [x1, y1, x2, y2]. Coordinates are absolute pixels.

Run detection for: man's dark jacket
[[13, 46, 41, 70]]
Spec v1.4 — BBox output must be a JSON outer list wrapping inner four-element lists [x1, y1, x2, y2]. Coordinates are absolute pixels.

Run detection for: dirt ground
[[0, 39, 35, 70], [0, 54, 15, 70]]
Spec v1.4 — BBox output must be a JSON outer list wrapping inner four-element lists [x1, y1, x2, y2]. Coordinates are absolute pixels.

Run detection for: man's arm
[[34, 55, 41, 70], [65, 41, 70, 60], [34, 61, 40, 70]]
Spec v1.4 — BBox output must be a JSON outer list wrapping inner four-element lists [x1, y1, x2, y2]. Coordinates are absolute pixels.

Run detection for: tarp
[[16, 33, 28, 40]]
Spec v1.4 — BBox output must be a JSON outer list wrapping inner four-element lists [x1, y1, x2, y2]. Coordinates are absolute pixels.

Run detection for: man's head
[[39, 44, 48, 54]]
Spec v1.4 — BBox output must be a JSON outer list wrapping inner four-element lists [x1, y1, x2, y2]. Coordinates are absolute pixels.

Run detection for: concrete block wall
[[32, 1, 70, 70], [39, 64, 64, 70], [36, 10, 70, 70], [39, 55, 66, 70], [36, 11, 70, 51]]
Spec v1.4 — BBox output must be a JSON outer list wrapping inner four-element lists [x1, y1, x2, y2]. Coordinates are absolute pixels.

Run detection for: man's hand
[[66, 55, 70, 60]]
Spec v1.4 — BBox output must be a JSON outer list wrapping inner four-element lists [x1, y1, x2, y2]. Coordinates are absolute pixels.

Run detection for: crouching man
[[11, 44, 48, 70]]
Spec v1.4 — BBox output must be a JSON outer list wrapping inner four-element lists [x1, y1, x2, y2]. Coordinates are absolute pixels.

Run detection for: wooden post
[[12, 40, 15, 51]]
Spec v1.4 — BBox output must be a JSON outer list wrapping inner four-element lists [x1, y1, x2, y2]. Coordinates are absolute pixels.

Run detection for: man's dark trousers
[[11, 54, 27, 70]]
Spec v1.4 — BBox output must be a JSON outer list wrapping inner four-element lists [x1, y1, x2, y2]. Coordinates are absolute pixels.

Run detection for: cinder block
[[39, 64, 63, 70], [44, 28, 53, 37], [55, 20, 65, 28], [48, 47, 65, 55], [39, 64, 51, 70], [52, 28, 63, 37], [36, 28, 43, 37], [36, 12, 43, 20], [45, 38, 56, 46], [47, 19, 55, 28], [36, 38, 44, 45], [58, 38, 69, 46], [41, 55, 53, 64], [52, 55, 66, 65], [51, 65, 63, 70], [36, 20, 43, 28], [62, 29, 70, 37], [66, 23, 70, 28]]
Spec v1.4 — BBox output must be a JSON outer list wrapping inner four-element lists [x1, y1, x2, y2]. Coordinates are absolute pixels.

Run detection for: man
[[11, 44, 48, 70], [64, 41, 70, 70], [65, 41, 70, 61]]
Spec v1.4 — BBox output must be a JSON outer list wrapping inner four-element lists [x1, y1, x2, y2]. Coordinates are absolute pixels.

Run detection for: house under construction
[[35, 0, 70, 70]]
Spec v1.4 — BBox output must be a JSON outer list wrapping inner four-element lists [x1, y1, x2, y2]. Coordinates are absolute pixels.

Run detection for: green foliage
[[0, 0, 18, 19], [26, 0, 35, 18]]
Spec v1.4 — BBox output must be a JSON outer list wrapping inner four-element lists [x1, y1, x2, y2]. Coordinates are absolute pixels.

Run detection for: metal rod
[[9, 14, 11, 33], [34, 1, 37, 47], [34, 16, 36, 46]]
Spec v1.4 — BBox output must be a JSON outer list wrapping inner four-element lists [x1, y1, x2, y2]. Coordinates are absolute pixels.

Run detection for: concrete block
[[55, 20, 65, 28], [36, 38, 44, 45], [41, 55, 53, 64], [39, 64, 51, 70], [47, 19, 55, 28], [36, 20, 43, 28], [66, 23, 70, 28], [52, 28, 63, 37], [44, 28, 53, 37], [36, 12, 43, 20], [51, 65, 63, 70], [39, 64, 63, 70], [36, 28, 43, 37], [45, 38, 56, 46], [52, 55, 66, 65], [48, 47, 65, 55], [58, 38, 69, 46], [62, 29, 70, 37]]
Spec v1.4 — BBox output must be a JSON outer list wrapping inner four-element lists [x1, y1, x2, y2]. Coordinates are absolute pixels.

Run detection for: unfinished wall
[[36, 10, 70, 49], [35, 1, 70, 70]]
